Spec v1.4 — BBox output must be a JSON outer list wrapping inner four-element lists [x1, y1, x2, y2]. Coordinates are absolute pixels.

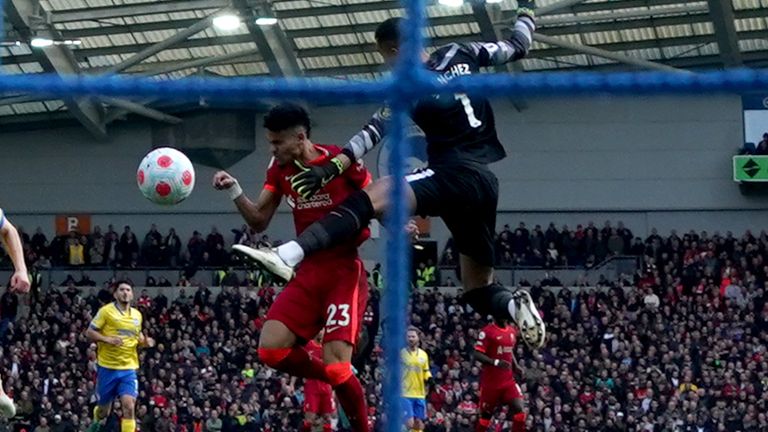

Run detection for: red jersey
[[265, 144, 372, 259], [305, 340, 332, 396], [475, 323, 518, 386]]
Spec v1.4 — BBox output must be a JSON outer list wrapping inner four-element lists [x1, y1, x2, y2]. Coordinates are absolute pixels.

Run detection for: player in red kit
[[474, 318, 525, 432], [214, 103, 369, 432], [304, 332, 336, 432]]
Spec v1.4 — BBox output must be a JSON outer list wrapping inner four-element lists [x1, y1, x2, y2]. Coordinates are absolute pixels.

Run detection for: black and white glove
[[290, 158, 345, 199]]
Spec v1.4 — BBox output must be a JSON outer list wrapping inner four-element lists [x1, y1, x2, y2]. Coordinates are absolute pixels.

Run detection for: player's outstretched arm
[[342, 105, 390, 163], [213, 171, 281, 232], [462, 0, 536, 67], [0, 210, 30, 293], [289, 106, 389, 199]]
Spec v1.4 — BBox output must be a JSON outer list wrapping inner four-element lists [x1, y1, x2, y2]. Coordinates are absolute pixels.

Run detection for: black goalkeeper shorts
[[406, 163, 498, 267]]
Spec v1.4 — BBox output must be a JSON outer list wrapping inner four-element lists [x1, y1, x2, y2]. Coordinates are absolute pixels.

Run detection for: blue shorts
[[402, 397, 426, 420], [96, 366, 138, 404]]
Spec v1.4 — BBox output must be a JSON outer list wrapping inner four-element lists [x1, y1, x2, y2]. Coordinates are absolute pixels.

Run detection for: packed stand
[[0, 225, 276, 271], [1, 226, 767, 431], [440, 221, 637, 269], [3, 219, 638, 272], [0, 219, 652, 272], [0, 282, 333, 432], [442, 222, 768, 274]]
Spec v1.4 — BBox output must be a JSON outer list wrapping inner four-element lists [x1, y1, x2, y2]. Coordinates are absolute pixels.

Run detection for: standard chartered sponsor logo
[[296, 193, 332, 210]]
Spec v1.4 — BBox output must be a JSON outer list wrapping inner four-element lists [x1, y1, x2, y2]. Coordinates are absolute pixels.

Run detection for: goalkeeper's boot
[[512, 289, 546, 349], [232, 245, 295, 282]]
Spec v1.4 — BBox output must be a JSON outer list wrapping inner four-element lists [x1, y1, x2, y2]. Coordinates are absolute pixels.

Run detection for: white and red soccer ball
[[137, 147, 195, 205]]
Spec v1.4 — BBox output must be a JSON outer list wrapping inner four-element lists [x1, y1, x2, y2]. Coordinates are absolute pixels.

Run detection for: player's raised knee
[[324, 362, 353, 386], [259, 320, 298, 350], [257, 347, 292, 368]]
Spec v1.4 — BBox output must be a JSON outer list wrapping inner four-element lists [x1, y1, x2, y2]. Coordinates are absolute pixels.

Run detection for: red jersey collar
[[306, 144, 330, 165]]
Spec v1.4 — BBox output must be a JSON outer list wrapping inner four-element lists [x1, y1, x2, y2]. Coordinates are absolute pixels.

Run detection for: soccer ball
[[137, 147, 195, 205]]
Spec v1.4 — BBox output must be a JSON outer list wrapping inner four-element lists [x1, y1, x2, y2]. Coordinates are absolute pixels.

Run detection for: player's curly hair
[[375, 17, 402, 46], [263, 103, 312, 138]]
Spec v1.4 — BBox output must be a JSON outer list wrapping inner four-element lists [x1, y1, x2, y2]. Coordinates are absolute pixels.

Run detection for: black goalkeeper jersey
[[343, 16, 535, 167], [414, 43, 505, 165]]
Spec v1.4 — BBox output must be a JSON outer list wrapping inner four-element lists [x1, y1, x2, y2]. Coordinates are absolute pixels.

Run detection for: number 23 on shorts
[[325, 304, 350, 333]]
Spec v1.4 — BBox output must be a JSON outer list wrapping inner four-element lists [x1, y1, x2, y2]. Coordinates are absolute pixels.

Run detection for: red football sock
[[259, 347, 329, 381], [323, 423, 332, 432], [335, 376, 367, 432], [476, 417, 491, 432], [512, 412, 526, 432], [326, 363, 367, 432]]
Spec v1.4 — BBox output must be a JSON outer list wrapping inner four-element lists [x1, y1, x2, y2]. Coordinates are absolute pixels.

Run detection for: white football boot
[[512, 289, 546, 349], [232, 245, 296, 282]]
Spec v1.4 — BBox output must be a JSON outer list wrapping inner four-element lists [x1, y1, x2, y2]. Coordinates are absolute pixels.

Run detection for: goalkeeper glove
[[290, 157, 345, 199], [517, 0, 536, 19]]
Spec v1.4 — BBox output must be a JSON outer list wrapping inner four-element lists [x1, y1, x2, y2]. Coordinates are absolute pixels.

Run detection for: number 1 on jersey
[[454, 93, 482, 128]]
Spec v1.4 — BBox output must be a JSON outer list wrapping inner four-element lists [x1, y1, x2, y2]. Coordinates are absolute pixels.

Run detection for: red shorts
[[266, 256, 368, 345], [479, 380, 523, 413], [304, 389, 336, 415]]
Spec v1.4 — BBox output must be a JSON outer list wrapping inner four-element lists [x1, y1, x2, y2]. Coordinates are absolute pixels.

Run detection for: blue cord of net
[[379, 0, 427, 430], [2, 69, 768, 103]]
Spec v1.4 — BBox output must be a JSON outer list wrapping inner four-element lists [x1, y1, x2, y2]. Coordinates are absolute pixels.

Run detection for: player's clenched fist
[[213, 171, 244, 200], [10, 270, 30, 293], [212, 171, 236, 189]]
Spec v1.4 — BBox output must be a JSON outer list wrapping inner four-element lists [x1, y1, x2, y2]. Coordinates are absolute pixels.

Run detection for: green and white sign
[[733, 156, 768, 182]]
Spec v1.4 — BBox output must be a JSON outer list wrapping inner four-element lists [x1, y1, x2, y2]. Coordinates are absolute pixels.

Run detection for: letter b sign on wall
[[55, 214, 91, 235]]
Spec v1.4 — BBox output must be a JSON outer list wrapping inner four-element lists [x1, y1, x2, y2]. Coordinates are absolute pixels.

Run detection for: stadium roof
[[1, 0, 767, 135]]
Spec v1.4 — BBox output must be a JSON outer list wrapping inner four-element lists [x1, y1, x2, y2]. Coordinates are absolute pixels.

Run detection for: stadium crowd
[[442, 221, 640, 269], [3, 219, 651, 271], [11, 218, 764, 275], [5, 224, 272, 270], [0, 224, 766, 431]]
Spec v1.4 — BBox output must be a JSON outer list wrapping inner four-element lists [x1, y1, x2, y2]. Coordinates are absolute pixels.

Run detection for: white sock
[[276, 241, 305, 267]]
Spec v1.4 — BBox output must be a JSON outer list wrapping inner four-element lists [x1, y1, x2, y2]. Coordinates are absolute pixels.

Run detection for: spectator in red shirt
[[137, 289, 152, 310], [457, 393, 478, 416]]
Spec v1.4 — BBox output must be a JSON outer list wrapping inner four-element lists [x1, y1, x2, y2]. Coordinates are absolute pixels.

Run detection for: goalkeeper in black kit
[[234, 1, 546, 351]]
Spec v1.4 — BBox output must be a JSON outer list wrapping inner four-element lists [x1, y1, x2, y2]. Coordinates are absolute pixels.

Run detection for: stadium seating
[[1, 223, 766, 431]]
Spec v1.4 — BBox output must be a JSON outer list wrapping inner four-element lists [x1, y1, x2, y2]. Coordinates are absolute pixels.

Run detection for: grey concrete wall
[[1, 95, 765, 266]]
